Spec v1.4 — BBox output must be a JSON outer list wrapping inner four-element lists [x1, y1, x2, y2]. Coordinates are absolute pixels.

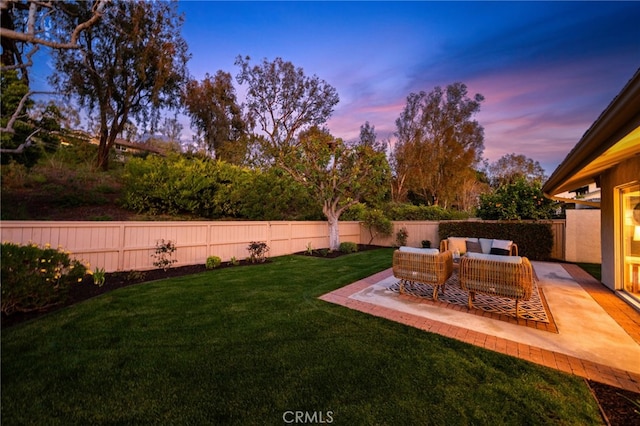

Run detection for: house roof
[[542, 68, 640, 205]]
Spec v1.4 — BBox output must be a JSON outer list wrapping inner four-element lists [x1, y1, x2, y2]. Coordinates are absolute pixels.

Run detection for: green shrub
[[339, 242, 358, 254], [388, 203, 470, 221], [1, 242, 87, 315], [361, 208, 393, 244], [206, 256, 222, 269], [438, 221, 554, 260], [477, 178, 556, 220]]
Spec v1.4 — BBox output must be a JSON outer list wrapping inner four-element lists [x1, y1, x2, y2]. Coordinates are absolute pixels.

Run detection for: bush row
[[121, 155, 322, 220], [438, 221, 554, 260]]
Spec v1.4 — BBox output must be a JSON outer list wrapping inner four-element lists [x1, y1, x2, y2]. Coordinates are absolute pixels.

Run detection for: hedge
[[438, 221, 554, 261]]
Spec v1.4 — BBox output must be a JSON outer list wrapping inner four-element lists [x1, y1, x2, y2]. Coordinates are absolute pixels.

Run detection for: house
[[543, 68, 640, 310]]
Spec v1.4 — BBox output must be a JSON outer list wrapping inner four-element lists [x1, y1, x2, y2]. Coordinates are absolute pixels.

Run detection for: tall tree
[[50, 0, 190, 170], [235, 55, 339, 164], [0, 0, 106, 153], [393, 83, 485, 208], [1, 0, 107, 82], [488, 153, 546, 187], [282, 126, 390, 250], [183, 71, 247, 164]]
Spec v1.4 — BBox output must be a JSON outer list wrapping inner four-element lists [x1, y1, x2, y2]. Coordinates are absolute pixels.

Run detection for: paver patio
[[320, 262, 640, 393]]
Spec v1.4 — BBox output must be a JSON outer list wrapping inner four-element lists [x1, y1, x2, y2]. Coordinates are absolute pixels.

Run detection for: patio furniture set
[[392, 237, 534, 319]]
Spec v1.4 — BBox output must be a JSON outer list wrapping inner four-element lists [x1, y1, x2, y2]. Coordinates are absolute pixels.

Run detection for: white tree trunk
[[325, 208, 341, 251]]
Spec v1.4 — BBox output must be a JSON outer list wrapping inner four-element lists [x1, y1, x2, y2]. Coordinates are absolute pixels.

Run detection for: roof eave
[[543, 68, 640, 199]]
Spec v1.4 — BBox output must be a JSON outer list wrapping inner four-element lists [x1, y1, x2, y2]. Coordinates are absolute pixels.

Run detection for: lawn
[[1, 248, 602, 425]]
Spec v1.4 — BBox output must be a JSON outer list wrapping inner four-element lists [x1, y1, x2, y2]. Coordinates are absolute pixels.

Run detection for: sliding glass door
[[621, 185, 640, 298]]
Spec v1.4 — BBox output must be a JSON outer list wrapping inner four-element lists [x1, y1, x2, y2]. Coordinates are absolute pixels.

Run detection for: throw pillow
[[491, 239, 513, 255], [490, 247, 510, 256], [466, 240, 482, 253]]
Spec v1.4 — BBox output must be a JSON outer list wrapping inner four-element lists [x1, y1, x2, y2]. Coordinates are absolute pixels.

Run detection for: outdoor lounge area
[[321, 258, 640, 393]]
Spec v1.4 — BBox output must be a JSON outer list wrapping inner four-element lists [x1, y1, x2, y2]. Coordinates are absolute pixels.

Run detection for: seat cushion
[[466, 252, 523, 264], [399, 246, 439, 255]]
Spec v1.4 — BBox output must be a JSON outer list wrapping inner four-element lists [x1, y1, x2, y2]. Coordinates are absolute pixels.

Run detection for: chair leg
[[468, 292, 474, 310], [515, 299, 519, 319], [399, 280, 405, 294], [432, 285, 439, 301]]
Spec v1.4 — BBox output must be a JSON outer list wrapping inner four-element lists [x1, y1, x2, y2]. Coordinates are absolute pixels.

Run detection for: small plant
[[305, 242, 314, 255], [206, 256, 221, 270], [126, 270, 146, 282], [247, 241, 270, 263], [318, 248, 329, 257], [421, 240, 431, 248], [91, 267, 106, 287], [229, 256, 240, 266], [395, 227, 409, 247], [339, 241, 358, 254], [151, 239, 177, 271], [618, 393, 640, 415]]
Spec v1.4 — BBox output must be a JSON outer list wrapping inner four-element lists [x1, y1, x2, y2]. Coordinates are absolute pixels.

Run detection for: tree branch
[[0, 128, 40, 154], [0, 90, 57, 134]]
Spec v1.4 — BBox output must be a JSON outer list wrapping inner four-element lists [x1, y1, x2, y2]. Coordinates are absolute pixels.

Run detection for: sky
[[176, 1, 640, 174]]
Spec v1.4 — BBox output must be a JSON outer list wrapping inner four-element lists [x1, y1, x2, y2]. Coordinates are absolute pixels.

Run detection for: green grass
[[577, 263, 602, 281], [2, 249, 602, 425]]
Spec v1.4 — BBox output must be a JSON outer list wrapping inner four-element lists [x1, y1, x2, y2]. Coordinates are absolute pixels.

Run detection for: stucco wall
[[565, 209, 601, 263], [600, 156, 640, 290]]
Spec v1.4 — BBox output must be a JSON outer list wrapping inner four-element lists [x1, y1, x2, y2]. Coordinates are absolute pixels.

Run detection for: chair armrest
[[440, 239, 449, 252], [510, 243, 518, 256]]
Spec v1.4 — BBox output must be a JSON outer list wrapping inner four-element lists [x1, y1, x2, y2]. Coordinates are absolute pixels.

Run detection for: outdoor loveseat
[[459, 253, 534, 319], [440, 237, 518, 256], [392, 247, 454, 301]]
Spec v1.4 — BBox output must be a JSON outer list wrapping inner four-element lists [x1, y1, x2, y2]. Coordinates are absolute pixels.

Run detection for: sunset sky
[[178, 1, 640, 174], [25, 1, 640, 175]]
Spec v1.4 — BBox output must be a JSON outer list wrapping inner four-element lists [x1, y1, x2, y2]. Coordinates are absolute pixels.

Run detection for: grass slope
[[2, 249, 601, 425]]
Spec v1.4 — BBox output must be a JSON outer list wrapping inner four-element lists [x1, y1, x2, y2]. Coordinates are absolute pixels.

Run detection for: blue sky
[[178, 1, 640, 174]]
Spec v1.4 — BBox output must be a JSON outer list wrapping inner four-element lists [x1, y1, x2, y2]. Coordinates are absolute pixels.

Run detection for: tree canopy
[[392, 83, 485, 208], [488, 153, 547, 187], [49, 0, 190, 170], [235, 55, 339, 164], [183, 71, 248, 164], [283, 126, 391, 249]]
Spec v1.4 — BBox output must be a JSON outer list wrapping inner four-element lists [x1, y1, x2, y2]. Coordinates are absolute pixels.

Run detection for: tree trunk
[[323, 201, 341, 251], [327, 214, 340, 251]]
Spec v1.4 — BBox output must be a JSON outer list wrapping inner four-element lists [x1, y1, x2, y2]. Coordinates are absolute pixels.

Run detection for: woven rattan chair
[[459, 255, 533, 319], [392, 249, 454, 301]]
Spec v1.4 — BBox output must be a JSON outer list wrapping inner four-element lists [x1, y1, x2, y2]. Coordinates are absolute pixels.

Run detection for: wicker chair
[[459, 255, 534, 319], [392, 249, 454, 301]]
